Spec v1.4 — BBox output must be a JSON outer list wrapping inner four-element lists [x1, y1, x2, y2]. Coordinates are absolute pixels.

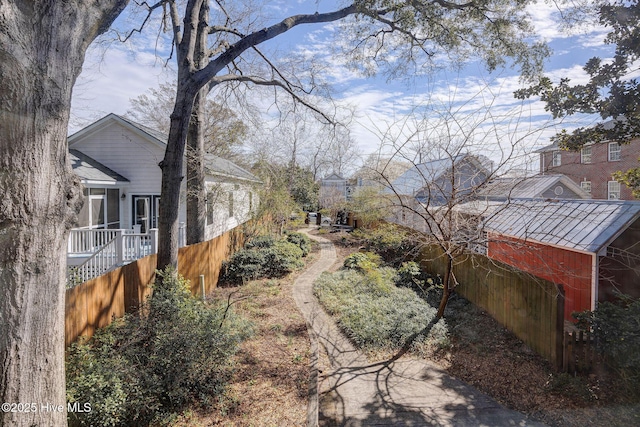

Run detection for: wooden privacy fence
[[563, 330, 599, 374], [65, 227, 245, 347], [420, 245, 565, 370]]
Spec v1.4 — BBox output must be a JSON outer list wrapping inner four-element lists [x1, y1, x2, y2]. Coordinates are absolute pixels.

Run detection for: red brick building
[[537, 138, 640, 200]]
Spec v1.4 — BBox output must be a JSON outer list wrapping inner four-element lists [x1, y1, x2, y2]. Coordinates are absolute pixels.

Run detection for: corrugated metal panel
[[484, 199, 640, 253]]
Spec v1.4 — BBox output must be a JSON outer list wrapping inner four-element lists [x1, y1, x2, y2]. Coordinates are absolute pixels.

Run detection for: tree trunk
[[157, 100, 192, 270], [436, 255, 454, 319], [186, 1, 210, 246], [186, 90, 207, 245], [0, 2, 127, 426]]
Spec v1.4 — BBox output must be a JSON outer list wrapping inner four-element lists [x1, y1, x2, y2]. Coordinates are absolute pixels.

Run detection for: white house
[[67, 113, 260, 283]]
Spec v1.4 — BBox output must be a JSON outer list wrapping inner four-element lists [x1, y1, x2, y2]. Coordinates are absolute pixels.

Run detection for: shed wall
[[488, 234, 592, 321]]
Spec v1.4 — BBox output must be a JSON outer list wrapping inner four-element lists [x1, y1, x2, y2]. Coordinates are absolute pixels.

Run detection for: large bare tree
[[0, 1, 128, 426], [126, 0, 548, 270]]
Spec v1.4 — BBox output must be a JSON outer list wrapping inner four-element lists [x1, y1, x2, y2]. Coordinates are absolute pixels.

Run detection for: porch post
[[150, 228, 159, 254], [116, 229, 124, 265]]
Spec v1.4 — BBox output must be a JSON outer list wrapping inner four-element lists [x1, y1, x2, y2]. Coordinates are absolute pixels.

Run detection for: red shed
[[483, 199, 640, 321]]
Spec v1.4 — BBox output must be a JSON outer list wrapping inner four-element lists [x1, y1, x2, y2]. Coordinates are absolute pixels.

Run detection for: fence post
[[200, 275, 206, 301], [555, 284, 565, 371], [150, 228, 158, 254]]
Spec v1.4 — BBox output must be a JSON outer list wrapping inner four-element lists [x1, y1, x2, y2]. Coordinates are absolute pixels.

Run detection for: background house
[[388, 154, 492, 205], [387, 154, 492, 231], [537, 137, 640, 200]]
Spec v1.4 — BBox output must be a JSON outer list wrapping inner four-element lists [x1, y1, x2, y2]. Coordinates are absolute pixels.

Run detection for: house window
[[581, 146, 592, 164], [228, 192, 234, 218], [580, 181, 592, 193], [608, 142, 621, 161], [608, 181, 621, 200], [552, 151, 561, 167]]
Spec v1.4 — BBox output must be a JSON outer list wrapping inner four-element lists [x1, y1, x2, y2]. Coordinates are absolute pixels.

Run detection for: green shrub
[[224, 248, 270, 283], [286, 231, 311, 256], [66, 269, 252, 427], [223, 236, 305, 284], [266, 241, 305, 277], [314, 269, 448, 352], [351, 223, 417, 266], [574, 294, 640, 395], [343, 252, 381, 272], [244, 235, 276, 249]]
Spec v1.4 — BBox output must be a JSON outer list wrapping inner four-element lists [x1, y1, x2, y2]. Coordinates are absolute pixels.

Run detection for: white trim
[[68, 113, 167, 150]]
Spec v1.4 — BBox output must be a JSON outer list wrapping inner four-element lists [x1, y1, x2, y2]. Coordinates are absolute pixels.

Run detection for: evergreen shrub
[[66, 269, 252, 427]]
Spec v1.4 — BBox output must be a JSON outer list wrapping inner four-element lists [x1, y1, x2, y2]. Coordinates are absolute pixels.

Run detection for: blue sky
[[70, 0, 614, 173]]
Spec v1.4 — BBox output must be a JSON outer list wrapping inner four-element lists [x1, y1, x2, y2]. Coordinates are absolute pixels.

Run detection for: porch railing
[[68, 229, 120, 254], [67, 235, 119, 286], [67, 224, 186, 286]]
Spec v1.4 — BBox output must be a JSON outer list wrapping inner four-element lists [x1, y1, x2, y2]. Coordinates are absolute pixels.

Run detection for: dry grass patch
[[170, 248, 318, 426]]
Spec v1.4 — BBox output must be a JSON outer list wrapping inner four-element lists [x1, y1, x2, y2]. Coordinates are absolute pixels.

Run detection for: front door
[[132, 195, 160, 233], [89, 192, 107, 229], [133, 196, 150, 233]]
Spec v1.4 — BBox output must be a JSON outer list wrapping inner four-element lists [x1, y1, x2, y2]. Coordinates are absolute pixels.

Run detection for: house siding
[[487, 234, 593, 321], [69, 121, 187, 228], [540, 139, 640, 200], [204, 181, 256, 241]]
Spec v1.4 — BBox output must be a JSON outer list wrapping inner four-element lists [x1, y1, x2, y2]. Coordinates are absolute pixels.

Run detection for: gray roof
[[204, 154, 261, 183], [478, 174, 590, 200], [484, 199, 640, 253], [70, 113, 260, 184], [390, 155, 467, 195], [322, 173, 346, 181], [534, 143, 558, 153], [69, 149, 129, 184]]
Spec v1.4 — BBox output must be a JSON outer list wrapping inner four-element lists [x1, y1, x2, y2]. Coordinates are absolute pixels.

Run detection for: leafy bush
[[266, 241, 305, 276], [574, 294, 640, 395], [314, 269, 448, 352], [223, 236, 305, 284], [395, 261, 442, 295], [343, 252, 381, 272], [285, 231, 311, 257], [66, 269, 252, 427], [351, 223, 417, 266], [244, 234, 276, 249]]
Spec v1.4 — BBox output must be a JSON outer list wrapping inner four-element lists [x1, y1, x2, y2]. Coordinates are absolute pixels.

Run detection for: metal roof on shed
[[484, 199, 640, 254]]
